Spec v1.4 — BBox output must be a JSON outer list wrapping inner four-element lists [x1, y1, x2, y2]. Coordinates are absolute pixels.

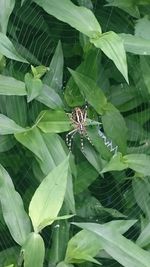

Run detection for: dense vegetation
[[0, 0, 150, 266]]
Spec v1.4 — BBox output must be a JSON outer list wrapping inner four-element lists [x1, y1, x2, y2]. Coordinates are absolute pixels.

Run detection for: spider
[[66, 105, 93, 151]]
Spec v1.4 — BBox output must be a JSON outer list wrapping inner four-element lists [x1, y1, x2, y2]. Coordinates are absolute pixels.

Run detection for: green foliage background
[[0, 0, 150, 266]]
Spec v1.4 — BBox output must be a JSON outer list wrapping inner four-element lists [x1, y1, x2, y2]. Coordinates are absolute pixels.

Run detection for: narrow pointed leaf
[[33, 0, 101, 38], [0, 75, 26, 96], [0, 164, 31, 245], [29, 157, 70, 232], [0, 114, 25, 135], [0, 0, 15, 33], [43, 41, 64, 91], [25, 73, 43, 102], [74, 222, 150, 267], [22, 232, 45, 267], [91, 31, 128, 82], [0, 33, 28, 63], [69, 69, 107, 114]]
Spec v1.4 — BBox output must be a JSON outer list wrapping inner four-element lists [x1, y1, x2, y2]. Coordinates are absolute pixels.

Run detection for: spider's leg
[[66, 129, 77, 150], [68, 130, 78, 151], [84, 130, 94, 146]]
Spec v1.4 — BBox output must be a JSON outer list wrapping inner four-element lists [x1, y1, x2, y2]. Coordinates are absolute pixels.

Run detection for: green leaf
[[0, 114, 26, 135], [121, 34, 150, 55], [29, 157, 70, 232], [69, 69, 107, 114], [43, 41, 64, 92], [22, 232, 45, 267], [124, 154, 150, 176], [0, 164, 31, 245], [102, 103, 128, 154], [0, 247, 20, 266], [0, 135, 15, 152], [37, 110, 72, 133], [57, 262, 74, 267], [132, 177, 150, 220], [0, 75, 26, 96], [140, 56, 150, 94], [74, 222, 150, 267], [33, 0, 101, 38], [25, 73, 43, 102], [101, 152, 128, 173], [91, 31, 128, 83], [105, 0, 140, 18], [135, 16, 150, 41], [0, 0, 15, 33], [36, 84, 64, 109], [65, 229, 102, 265], [0, 32, 28, 63], [136, 222, 150, 248]]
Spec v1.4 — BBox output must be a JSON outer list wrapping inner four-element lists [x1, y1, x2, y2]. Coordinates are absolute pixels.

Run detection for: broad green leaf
[[0, 0, 15, 33], [136, 222, 150, 248], [102, 103, 127, 154], [33, 0, 101, 38], [65, 229, 102, 265], [0, 164, 31, 245], [37, 110, 72, 133], [91, 31, 128, 83], [0, 75, 26, 96], [121, 34, 150, 55], [101, 152, 128, 173], [5, 265, 14, 267], [36, 84, 64, 109], [22, 232, 45, 267], [124, 154, 150, 176], [74, 222, 150, 267], [0, 114, 26, 135], [0, 33, 28, 63], [132, 177, 150, 220], [29, 157, 70, 232], [25, 73, 43, 102], [69, 69, 107, 114], [43, 41, 64, 91]]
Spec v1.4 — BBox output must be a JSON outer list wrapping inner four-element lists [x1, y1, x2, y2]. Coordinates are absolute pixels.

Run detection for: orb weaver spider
[[66, 105, 118, 154], [66, 105, 97, 151]]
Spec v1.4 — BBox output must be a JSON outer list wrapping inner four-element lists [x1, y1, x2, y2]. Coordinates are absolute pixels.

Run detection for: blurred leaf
[[0, 164, 31, 245], [43, 41, 64, 92], [65, 229, 102, 265], [0, 0, 15, 33], [136, 222, 150, 248], [33, 0, 101, 38], [0, 75, 26, 96], [105, 0, 140, 18], [132, 177, 150, 220], [69, 69, 107, 114], [36, 84, 64, 109], [135, 16, 150, 41], [0, 135, 15, 152], [121, 34, 150, 55], [22, 232, 45, 267], [0, 247, 20, 266], [74, 161, 99, 194], [25, 73, 43, 102], [57, 262, 73, 267], [91, 31, 128, 83], [74, 222, 150, 267], [124, 154, 150, 176], [102, 103, 127, 154], [0, 114, 25, 135], [37, 110, 72, 133], [0, 33, 28, 63], [29, 156, 69, 232], [140, 56, 150, 94]]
